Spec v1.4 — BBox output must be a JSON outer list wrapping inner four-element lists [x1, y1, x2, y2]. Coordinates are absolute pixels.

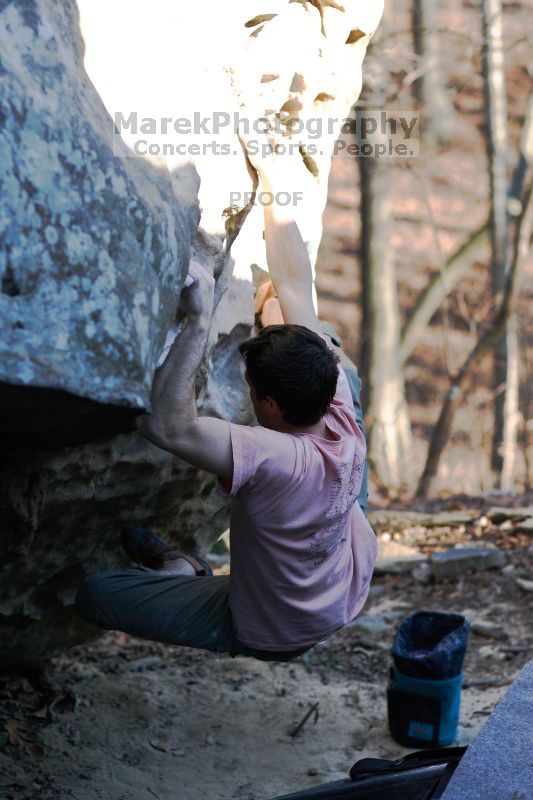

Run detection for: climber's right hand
[[239, 123, 301, 180]]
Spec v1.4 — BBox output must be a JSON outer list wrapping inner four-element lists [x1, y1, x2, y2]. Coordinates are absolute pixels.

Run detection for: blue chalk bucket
[[388, 667, 463, 747], [387, 611, 470, 748]]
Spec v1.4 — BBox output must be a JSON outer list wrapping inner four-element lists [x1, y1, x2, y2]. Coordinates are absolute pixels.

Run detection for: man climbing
[[76, 150, 377, 662]]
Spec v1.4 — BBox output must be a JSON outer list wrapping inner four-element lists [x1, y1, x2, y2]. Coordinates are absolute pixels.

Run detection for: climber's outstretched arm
[[249, 151, 323, 337], [138, 264, 233, 480]]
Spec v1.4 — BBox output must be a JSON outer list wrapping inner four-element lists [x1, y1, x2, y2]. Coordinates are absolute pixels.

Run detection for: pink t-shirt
[[218, 365, 377, 651]]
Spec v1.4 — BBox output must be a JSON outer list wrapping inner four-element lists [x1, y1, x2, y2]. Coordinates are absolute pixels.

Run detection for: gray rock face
[[0, 0, 381, 669], [0, 0, 195, 437], [441, 661, 533, 800], [0, 0, 251, 669], [1, 431, 241, 670]]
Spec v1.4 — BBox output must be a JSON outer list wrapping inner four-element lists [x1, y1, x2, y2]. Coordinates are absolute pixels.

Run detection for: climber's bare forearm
[[138, 264, 233, 480], [139, 319, 233, 479], [147, 316, 208, 433], [259, 169, 321, 335]]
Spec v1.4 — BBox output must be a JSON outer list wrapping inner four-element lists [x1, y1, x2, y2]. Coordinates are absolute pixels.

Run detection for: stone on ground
[[485, 507, 533, 524], [374, 540, 427, 575], [430, 547, 506, 579]]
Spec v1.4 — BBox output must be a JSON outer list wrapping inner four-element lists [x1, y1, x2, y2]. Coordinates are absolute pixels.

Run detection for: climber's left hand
[[177, 261, 215, 322]]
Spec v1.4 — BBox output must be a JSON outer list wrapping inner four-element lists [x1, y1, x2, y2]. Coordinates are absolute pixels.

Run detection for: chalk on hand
[[156, 322, 183, 369], [155, 274, 195, 368]]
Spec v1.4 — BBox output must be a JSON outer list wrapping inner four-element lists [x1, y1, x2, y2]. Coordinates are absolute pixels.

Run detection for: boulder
[[515, 577, 533, 593], [430, 547, 506, 580], [485, 506, 533, 524], [470, 620, 507, 640], [515, 518, 533, 534], [368, 509, 480, 532], [374, 540, 427, 575], [441, 662, 533, 800], [347, 614, 394, 636], [0, 0, 382, 669]]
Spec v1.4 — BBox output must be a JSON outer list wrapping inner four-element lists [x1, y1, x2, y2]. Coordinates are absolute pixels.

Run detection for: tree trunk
[[481, 0, 511, 477], [358, 104, 413, 491], [411, 0, 454, 149], [501, 97, 533, 488], [500, 316, 520, 490]]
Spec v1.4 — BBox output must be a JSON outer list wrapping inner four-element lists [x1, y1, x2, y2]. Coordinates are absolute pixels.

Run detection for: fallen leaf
[[150, 739, 172, 753], [26, 741, 44, 758], [49, 689, 76, 714], [244, 14, 277, 28], [30, 706, 50, 720], [346, 28, 365, 44], [4, 720, 28, 746]]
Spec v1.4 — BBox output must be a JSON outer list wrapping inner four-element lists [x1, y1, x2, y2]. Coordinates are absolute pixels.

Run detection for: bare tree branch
[[416, 180, 533, 499], [399, 223, 489, 364], [400, 94, 532, 367]]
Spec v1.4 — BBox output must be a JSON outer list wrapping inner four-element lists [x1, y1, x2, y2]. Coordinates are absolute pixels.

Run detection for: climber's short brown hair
[[239, 324, 339, 427]]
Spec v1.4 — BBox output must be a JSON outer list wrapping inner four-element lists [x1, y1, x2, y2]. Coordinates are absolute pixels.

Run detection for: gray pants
[[75, 350, 367, 661], [76, 569, 310, 661]]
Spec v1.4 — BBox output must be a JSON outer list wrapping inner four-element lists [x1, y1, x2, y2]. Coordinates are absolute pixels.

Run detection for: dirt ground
[[1, 499, 531, 800]]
